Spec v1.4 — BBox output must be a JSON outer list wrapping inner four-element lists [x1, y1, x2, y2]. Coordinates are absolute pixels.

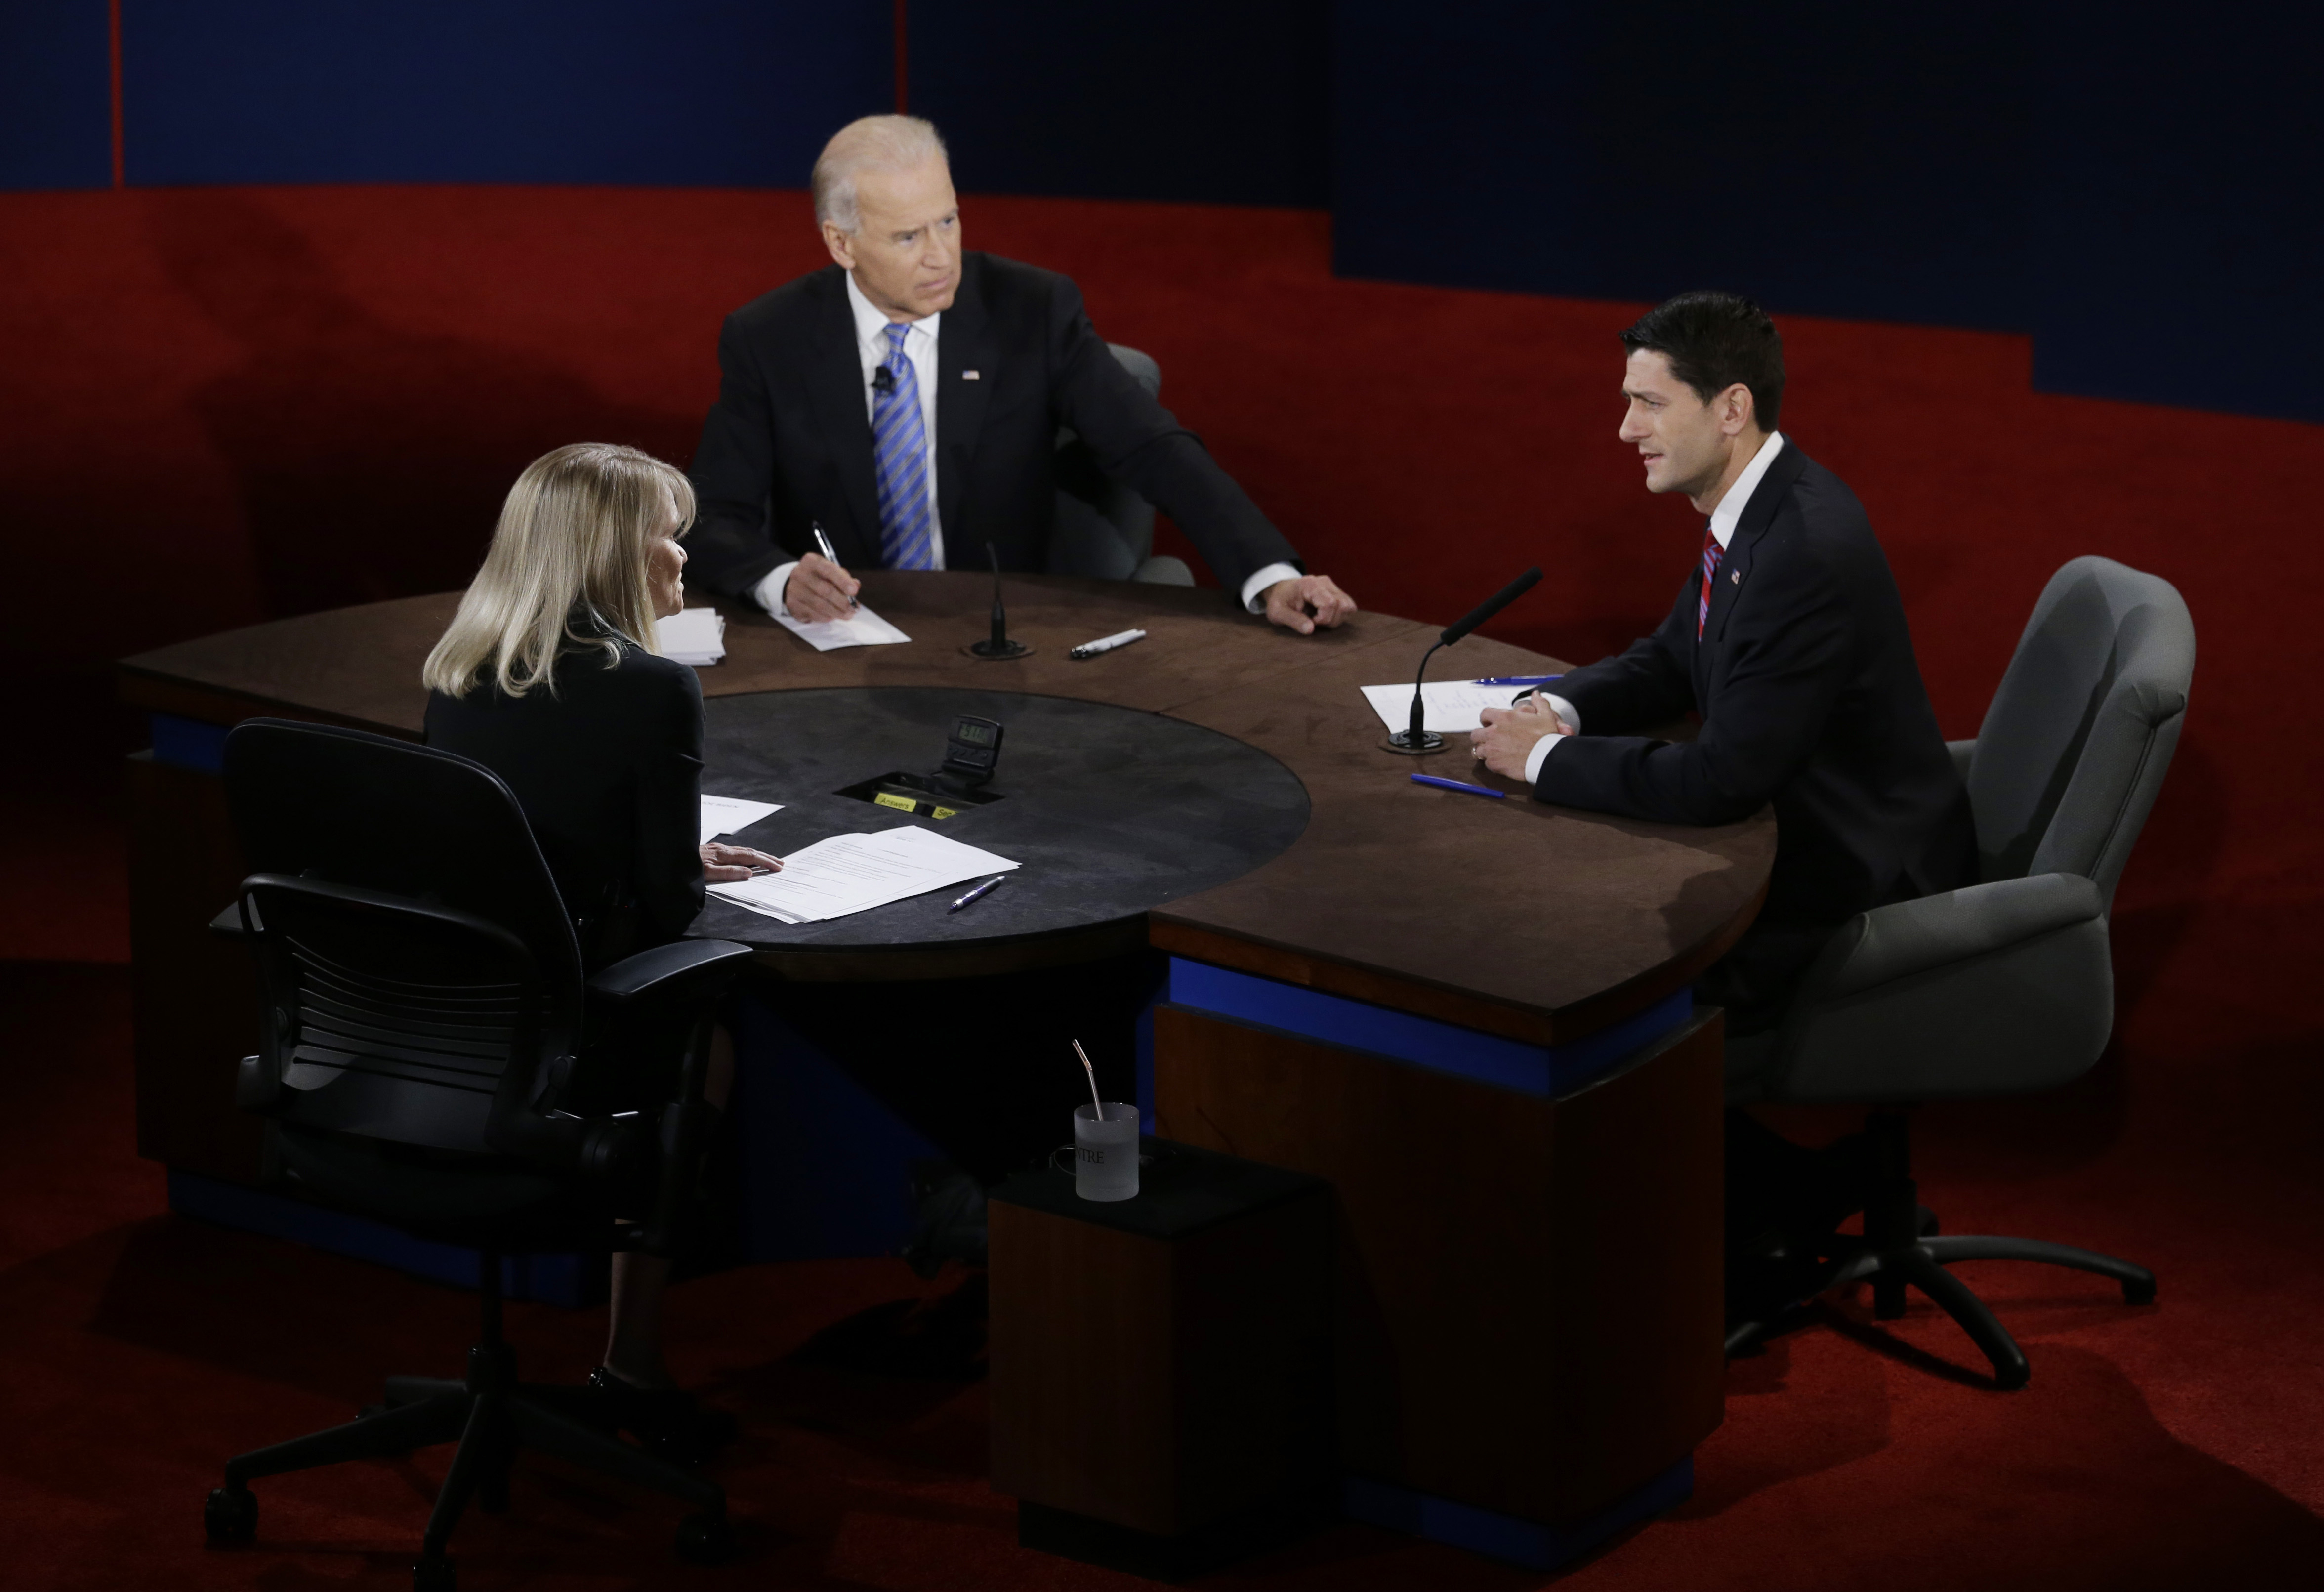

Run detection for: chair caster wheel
[[204, 1485, 256, 1545], [412, 1553, 456, 1591], [2124, 1277, 2157, 1307], [676, 1510, 733, 1564], [1915, 1204, 1940, 1237], [1994, 1360, 2030, 1392]]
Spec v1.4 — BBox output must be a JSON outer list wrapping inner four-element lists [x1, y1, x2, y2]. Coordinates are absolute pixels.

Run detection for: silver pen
[[808, 521, 858, 610], [1070, 627, 1148, 660]]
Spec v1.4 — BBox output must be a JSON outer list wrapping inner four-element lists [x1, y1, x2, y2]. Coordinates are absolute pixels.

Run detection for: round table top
[[122, 569, 1775, 1046], [695, 685, 1310, 961]]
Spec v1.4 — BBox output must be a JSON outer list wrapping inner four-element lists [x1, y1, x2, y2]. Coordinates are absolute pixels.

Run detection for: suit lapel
[[804, 269, 881, 562], [1704, 438, 1807, 646], [935, 254, 993, 551]]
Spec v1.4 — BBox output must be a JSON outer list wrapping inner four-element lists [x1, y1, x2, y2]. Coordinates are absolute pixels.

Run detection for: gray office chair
[[1725, 556, 2193, 1388], [1047, 343, 1196, 586]]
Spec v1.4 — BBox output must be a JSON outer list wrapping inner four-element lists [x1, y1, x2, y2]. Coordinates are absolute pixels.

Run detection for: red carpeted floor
[[1, 186, 2319, 1587]]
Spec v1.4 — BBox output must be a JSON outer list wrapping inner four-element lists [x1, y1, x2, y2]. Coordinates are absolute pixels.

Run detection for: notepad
[[698, 794, 783, 845], [1360, 679, 1542, 736], [708, 826, 1018, 925], [775, 604, 912, 653], [656, 607, 726, 666]]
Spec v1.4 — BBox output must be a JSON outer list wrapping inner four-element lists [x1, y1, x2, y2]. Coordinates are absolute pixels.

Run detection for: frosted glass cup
[[1073, 1103, 1140, 1202]]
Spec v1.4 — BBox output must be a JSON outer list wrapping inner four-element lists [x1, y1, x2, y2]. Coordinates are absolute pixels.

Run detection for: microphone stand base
[[964, 641, 1034, 660], [1381, 731, 1445, 755]]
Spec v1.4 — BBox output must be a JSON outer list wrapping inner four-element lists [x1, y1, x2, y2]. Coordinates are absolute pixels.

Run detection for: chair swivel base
[[205, 1278, 729, 1589], [1727, 1219, 2155, 1389]]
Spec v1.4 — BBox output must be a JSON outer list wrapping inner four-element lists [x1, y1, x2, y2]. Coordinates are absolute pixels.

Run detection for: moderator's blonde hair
[[422, 443, 695, 699]]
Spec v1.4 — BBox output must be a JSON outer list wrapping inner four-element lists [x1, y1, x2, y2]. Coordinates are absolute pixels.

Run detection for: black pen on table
[[809, 521, 858, 610], [948, 874, 1008, 912]]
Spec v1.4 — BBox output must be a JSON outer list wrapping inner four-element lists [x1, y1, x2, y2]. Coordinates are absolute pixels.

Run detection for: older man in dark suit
[[684, 114, 1356, 635]]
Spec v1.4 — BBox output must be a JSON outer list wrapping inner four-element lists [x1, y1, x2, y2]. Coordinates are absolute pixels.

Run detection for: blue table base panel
[[167, 1171, 602, 1308], [1163, 957, 1693, 1097], [1343, 1458, 1694, 1573]]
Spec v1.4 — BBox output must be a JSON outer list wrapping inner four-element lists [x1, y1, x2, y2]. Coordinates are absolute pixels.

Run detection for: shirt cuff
[[1539, 692, 1580, 733], [1524, 731, 1568, 786], [1240, 562, 1303, 614], [753, 561, 799, 617]]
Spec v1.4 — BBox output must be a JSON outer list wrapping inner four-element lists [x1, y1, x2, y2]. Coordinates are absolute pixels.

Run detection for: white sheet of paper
[[698, 794, 783, 845], [656, 606, 726, 665], [1360, 678, 1551, 736], [774, 603, 912, 653], [708, 825, 1018, 925]]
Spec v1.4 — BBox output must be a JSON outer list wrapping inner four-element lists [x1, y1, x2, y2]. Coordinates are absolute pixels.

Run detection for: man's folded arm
[[1535, 568, 1853, 826], [1045, 277, 1301, 603], [685, 316, 791, 600], [1550, 589, 1699, 736]]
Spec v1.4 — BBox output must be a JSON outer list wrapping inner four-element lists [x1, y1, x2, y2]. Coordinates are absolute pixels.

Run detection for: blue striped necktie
[[1697, 525, 1724, 639], [872, 322, 936, 570]]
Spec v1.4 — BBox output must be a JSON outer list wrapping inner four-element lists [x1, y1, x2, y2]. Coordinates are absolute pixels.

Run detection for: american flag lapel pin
[[962, 370, 981, 380], [1730, 570, 1741, 584]]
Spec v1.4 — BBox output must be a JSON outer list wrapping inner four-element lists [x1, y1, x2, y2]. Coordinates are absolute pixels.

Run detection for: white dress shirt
[[755, 270, 1301, 618], [1523, 432, 1787, 785]]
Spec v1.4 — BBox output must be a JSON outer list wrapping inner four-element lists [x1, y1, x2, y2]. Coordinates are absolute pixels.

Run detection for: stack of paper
[[1360, 677, 1559, 735], [775, 604, 912, 653], [699, 794, 783, 844], [709, 826, 1018, 925], [657, 607, 726, 666]]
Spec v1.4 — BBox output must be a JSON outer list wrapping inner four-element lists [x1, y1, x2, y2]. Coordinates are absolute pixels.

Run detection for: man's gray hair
[[812, 115, 949, 234]]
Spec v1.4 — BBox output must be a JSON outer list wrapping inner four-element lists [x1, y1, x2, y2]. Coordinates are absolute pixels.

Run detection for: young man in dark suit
[[1472, 290, 1972, 1036], [1470, 292, 1975, 1314], [684, 115, 1357, 635]]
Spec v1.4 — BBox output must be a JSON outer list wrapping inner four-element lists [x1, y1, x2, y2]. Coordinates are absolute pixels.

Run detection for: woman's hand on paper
[[701, 842, 783, 883]]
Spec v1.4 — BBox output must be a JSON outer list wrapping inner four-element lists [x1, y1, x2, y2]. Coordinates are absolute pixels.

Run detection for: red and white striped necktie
[[1697, 525, 1725, 640]]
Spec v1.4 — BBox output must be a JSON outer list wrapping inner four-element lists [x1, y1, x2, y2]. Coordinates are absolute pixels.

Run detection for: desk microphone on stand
[[1383, 566, 1543, 754], [967, 542, 1033, 659]]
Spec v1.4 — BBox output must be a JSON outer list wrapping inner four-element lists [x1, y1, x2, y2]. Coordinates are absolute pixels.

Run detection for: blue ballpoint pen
[[1410, 773, 1507, 800], [948, 874, 1008, 912]]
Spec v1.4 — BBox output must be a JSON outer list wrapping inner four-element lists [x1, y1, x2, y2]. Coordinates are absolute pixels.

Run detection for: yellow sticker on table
[[873, 792, 918, 813], [931, 806, 959, 819]]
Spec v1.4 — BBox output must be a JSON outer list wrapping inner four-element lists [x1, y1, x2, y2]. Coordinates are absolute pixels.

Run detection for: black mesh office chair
[[199, 719, 756, 1590], [1725, 557, 2192, 1387]]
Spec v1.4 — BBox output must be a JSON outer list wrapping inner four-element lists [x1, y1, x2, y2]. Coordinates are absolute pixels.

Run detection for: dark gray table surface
[[691, 686, 1311, 957]]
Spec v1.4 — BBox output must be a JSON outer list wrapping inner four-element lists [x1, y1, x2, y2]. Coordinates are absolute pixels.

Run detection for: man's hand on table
[[1470, 696, 1574, 782], [701, 843, 783, 883], [1262, 574, 1358, 635], [783, 552, 861, 624]]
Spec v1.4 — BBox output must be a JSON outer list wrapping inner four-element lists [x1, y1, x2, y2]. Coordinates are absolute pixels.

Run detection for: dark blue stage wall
[[116, 0, 893, 187], [0, 3, 112, 190], [908, 0, 1329, 208], [1332, 3, 2324, 423]]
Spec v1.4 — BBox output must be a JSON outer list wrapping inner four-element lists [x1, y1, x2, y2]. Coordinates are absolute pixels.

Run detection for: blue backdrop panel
[[909, 0, 1329, 208], [1331, 1, 2324, 423], [119, 1, 893, 187], [2028, 14, 2324, 423], [0, 2, 113, 190], [1331, 2, 2030, 331]]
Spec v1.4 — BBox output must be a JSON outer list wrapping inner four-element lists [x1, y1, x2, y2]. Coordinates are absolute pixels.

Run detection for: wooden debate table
[[121, 570, 1772, 1570]]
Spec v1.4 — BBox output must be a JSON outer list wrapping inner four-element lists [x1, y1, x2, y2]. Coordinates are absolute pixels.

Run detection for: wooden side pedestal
[[1153, 1003, 1727, 1531], [988, 1142, 1332, 1581]]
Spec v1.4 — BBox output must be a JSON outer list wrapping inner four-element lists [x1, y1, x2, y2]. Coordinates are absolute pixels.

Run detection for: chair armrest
[[1763, 873, 2113, 1104], [1807, 872, 2102, 1002], [209, 902, 247, 938], [1948, 737, 1975, 783], [587, 939, 757, 1002]]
